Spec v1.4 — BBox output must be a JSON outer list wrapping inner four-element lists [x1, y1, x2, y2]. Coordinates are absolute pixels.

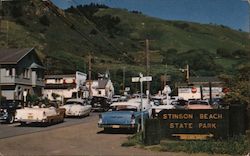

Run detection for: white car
[[61, 98, 92, 117], [15, 106, 65, 125], [151, 96, 175, 117]]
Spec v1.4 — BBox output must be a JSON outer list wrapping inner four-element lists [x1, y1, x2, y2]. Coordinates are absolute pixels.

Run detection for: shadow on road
[[16, 121, 66, 128], [97, 128, 135, 135]]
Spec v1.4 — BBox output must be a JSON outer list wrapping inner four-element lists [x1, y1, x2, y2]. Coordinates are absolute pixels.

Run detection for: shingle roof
[[98, 79, 108, 89], [0, 48, 34, 64]]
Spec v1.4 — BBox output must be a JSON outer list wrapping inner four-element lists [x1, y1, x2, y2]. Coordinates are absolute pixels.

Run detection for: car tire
[[7, 113, 14, 124], [20, 122, 26, 126]]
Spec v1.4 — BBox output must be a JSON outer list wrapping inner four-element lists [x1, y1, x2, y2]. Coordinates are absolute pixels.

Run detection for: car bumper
[[98, 124, 137, 129], [0, 113, 8, 121], [15, 118, 48, 123]]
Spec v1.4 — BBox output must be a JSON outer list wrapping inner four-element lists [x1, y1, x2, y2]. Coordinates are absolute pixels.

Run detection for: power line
[[64, 0, 140, 64]]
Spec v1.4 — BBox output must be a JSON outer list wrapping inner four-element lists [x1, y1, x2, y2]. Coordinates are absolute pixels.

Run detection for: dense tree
[[223, 63, 250, 106]]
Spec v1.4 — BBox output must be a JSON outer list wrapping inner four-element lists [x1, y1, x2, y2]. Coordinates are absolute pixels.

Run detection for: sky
[[51, 0, 250, 31]]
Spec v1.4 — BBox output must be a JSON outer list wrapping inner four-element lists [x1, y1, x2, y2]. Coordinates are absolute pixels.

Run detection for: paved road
[[0, 113, 213, 156], [0, 113, 99, 139]]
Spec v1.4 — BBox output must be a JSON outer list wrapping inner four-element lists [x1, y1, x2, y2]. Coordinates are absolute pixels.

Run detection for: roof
[[45, 74, 75, 79], [0, 48, 34, 64], [97, 79, 108, 89], [111, 98, 148, 108], [66, 98, 85, 103], [30, 63, 45, 69]]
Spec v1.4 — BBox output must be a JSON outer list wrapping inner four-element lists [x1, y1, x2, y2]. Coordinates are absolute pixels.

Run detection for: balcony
[[0, 75, 44, 87]]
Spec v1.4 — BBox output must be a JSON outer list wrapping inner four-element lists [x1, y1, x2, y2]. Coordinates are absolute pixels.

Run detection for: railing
[[0, 75, 44, 86]]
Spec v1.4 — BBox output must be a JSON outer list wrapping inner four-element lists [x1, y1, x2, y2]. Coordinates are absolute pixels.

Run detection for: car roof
[[66, 98, 85, 103], [111, 98, 147, 108]]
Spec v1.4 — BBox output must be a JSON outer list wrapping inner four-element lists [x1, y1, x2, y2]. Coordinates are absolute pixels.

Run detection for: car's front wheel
[[6, 113, 14, 124]]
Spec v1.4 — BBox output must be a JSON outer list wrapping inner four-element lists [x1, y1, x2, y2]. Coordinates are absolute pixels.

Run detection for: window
[[23, 69, 30, 78], [98, 90, 102, 95], [6, 68, 15, 76]]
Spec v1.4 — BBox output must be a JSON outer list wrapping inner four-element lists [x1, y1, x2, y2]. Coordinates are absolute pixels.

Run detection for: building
[[0, 48, 45, 100], [86, 75, 114, 99], [178, 76, 224, 100], [43, 71, 88, 102]]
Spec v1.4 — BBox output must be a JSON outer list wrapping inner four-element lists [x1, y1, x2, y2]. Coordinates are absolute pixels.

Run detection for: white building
[[177, 76, 224, 100], [86, 78, 114, 99], [43, 72, 88, 102]]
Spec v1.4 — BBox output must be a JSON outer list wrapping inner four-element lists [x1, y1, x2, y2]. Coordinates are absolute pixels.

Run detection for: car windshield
[[113, 105, 137, 111], [66, 101, 83, 105], [189, 101, 209, 105]]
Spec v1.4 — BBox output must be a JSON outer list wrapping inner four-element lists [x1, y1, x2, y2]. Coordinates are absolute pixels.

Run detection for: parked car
[[111, 95, 121, 103], [61, 98, 92, 117], [120, 95, 128, 102], [15, 106, 66, 126], [0, 100, 23, 124], [210, 98, 224, 109], [171, 99, 188, 109], [186, 100, 212, 109], [91, 96, 111, 112], [98, 98, 151, 132], [151, 96, 175, 117]]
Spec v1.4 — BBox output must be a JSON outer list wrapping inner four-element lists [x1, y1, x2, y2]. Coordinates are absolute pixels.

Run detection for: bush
[[121, 132, 143, 147], [159, 136, 249, 155]]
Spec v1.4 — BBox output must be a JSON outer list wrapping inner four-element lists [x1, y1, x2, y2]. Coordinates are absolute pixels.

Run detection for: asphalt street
[[0, 112, 99, 139]]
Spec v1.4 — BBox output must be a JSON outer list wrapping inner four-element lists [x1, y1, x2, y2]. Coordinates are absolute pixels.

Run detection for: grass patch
[[121, 132, 143, 147], [158, 136, 249, 155]]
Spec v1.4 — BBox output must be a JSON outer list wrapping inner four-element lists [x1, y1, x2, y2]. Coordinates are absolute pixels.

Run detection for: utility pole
[[145, 39, 150, 92], [179, 64, 190, 83], [88, 53, 92, 97], [164, 64, 167, 87], [122, 66, 125, 94]]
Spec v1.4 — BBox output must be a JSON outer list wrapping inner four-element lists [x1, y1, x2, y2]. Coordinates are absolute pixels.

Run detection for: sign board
[[132, 76, 152, 82], [141, 76, 152, 82], [132, 77, 140, 82], [76, 71, 87, 90], [158, 109, 229, 139]]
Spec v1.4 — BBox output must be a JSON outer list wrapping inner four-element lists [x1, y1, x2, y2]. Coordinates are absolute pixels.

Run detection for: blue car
[[98, 98, 152, 132]]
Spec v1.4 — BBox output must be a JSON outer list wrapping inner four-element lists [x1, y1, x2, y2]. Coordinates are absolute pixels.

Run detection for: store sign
[[158, 109, 229, 139]]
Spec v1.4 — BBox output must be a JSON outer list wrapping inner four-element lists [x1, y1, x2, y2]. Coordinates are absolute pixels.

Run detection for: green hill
[[0, 0, 249, 92]]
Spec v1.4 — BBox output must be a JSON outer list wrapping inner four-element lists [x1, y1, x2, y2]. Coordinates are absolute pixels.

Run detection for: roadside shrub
[[159, 135, 249, 155], [122, 132, 142, 147]]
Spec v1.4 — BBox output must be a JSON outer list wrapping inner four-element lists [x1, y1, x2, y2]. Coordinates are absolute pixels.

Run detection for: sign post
[[132, 73, 152, 134]]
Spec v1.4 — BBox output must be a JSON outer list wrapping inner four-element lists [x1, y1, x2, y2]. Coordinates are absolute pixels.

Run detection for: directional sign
[[141, 76, 152, 82], [132, 76, 152, 82], [132, 77, 140, 82]]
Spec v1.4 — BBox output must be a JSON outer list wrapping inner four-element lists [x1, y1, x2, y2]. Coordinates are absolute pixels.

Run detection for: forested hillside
[[0, 0, 249, 92]]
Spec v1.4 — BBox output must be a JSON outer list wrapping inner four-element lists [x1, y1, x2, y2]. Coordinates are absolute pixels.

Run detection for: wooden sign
[[158, 109, 229, 140]]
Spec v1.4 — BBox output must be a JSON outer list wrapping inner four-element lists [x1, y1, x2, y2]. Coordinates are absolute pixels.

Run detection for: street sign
[[132, 77, 140, 82], [132, 76, 152, 82], [141, 76, 152, 82]]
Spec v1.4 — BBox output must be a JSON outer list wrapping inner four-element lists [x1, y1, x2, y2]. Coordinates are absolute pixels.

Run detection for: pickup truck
[[0, 100, 23, 124], [98, 98, 151, 132]]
